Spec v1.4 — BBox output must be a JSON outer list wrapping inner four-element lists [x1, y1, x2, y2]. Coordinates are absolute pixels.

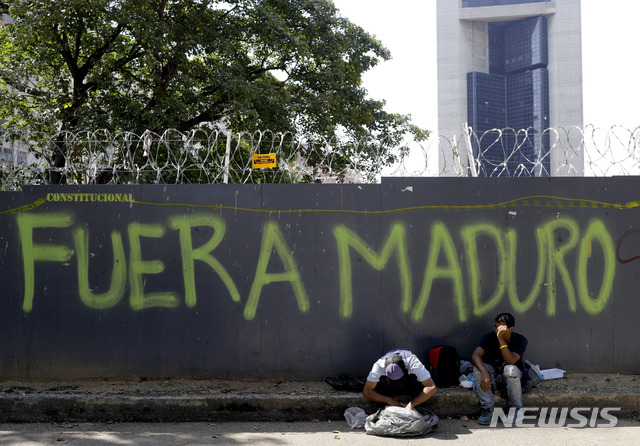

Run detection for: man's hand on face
[[496, 324, 510, 341]]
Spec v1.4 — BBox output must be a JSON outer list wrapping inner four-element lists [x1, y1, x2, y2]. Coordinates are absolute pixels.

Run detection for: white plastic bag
[[344, 407, 368, 429], [459, 373, 473, 389], [364, 406, 438, 437]]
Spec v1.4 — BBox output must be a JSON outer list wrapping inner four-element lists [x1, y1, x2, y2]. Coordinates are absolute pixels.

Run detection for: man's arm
[[496, 326, 520, 365], [471, 346, 492, 392], [363, 380, 403, 407], [406, 377, 437, 410], [471, 346, 486, 372]]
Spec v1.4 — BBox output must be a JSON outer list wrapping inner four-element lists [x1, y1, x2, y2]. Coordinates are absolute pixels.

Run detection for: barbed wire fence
[[1, 125, 639, 189]]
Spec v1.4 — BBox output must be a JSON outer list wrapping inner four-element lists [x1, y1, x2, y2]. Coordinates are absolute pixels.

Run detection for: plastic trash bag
[[364, 406, 439, 437], [459, 374, 473, 389], [344, 407, 368, 429]]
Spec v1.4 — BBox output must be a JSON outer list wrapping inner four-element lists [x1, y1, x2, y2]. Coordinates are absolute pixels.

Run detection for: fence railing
[[1, 125, 639, 189]]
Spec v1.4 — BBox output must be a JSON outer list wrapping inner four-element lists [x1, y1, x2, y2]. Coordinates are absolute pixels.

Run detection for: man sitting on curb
[[363, 349, 437, 410], [471, 312, 528, 425]]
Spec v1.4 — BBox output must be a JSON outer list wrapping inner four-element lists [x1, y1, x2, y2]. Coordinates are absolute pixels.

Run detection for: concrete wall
[[1, 177, 638, 380]]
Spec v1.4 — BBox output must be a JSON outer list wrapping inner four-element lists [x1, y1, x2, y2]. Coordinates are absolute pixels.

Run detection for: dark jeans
[[375, 374, 425, 404]]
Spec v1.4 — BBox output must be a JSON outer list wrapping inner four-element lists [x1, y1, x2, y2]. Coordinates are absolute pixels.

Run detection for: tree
[[0, 0, 428, 183]]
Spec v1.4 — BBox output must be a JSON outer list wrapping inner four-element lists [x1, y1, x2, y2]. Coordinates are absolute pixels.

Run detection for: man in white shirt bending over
[[363, 349, 437, 410]]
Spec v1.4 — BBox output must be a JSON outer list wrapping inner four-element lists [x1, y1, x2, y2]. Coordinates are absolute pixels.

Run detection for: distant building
[[0, 13, 33, 169], [1, 13, 13, 25], [437, 0, 583, 176]]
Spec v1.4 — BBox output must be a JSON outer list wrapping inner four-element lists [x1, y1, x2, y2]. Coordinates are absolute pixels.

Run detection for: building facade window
[[467, 16, 550, 176], [462, 0, 549, 7]]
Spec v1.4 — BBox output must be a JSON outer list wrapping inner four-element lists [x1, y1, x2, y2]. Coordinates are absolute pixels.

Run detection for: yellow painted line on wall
[[5, 194, 640, 216], [129, 194, 640, 214]]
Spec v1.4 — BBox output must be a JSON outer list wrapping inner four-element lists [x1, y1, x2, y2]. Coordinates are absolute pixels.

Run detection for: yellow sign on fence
[[252, 153, 277, 169]]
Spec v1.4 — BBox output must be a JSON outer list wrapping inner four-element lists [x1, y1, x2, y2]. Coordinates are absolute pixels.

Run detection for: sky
[[330, 0, 640, 138]]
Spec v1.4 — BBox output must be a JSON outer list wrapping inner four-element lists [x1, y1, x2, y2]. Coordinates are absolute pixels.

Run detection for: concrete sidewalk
[[0, 373, 638, 423]]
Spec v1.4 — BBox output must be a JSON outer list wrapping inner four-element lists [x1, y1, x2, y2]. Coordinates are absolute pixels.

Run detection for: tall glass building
[[437, 0, 583, 176]]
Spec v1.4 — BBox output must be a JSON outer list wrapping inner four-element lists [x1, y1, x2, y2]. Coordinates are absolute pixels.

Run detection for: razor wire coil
[[1, 125, 639, 189]]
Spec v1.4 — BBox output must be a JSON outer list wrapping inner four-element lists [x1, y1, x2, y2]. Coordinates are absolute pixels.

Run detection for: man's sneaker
[[478, 408, 493, 425]]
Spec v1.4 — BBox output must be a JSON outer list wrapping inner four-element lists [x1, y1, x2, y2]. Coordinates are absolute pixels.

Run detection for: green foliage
[[0, 0, 429, 183]]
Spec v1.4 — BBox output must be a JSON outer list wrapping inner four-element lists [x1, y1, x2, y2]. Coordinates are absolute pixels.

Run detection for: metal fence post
[[224, 131, 232, 184]]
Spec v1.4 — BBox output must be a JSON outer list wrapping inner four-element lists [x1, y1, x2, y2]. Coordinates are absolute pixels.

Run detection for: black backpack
[[324, 373, 366, 392], [428, 345, 460, 387]]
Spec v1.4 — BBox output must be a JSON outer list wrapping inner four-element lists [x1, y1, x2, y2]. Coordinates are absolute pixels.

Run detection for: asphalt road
[[0, 419, 638, 446]]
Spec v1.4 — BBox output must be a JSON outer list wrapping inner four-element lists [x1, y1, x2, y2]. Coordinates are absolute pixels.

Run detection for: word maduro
[[490, 407, 620, 428]]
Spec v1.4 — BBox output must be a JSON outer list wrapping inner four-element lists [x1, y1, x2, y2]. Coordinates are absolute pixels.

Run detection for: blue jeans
[[473, 363, 523, 409]]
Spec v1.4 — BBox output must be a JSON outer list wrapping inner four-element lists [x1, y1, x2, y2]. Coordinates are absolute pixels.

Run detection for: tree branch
[[157, 0, 168, 20], [0, 71, 47, 97], [249, 65, 287, 78], [57, 26, 78, 73], [176, 100, 225, 132], [79, 23, 126, 78]]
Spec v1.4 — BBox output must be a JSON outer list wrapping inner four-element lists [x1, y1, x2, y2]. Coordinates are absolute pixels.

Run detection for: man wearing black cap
[[363, 349, 437, 409]]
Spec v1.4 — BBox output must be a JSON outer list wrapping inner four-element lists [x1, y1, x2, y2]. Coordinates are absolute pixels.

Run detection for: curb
[[0, 387, 638, 423]]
